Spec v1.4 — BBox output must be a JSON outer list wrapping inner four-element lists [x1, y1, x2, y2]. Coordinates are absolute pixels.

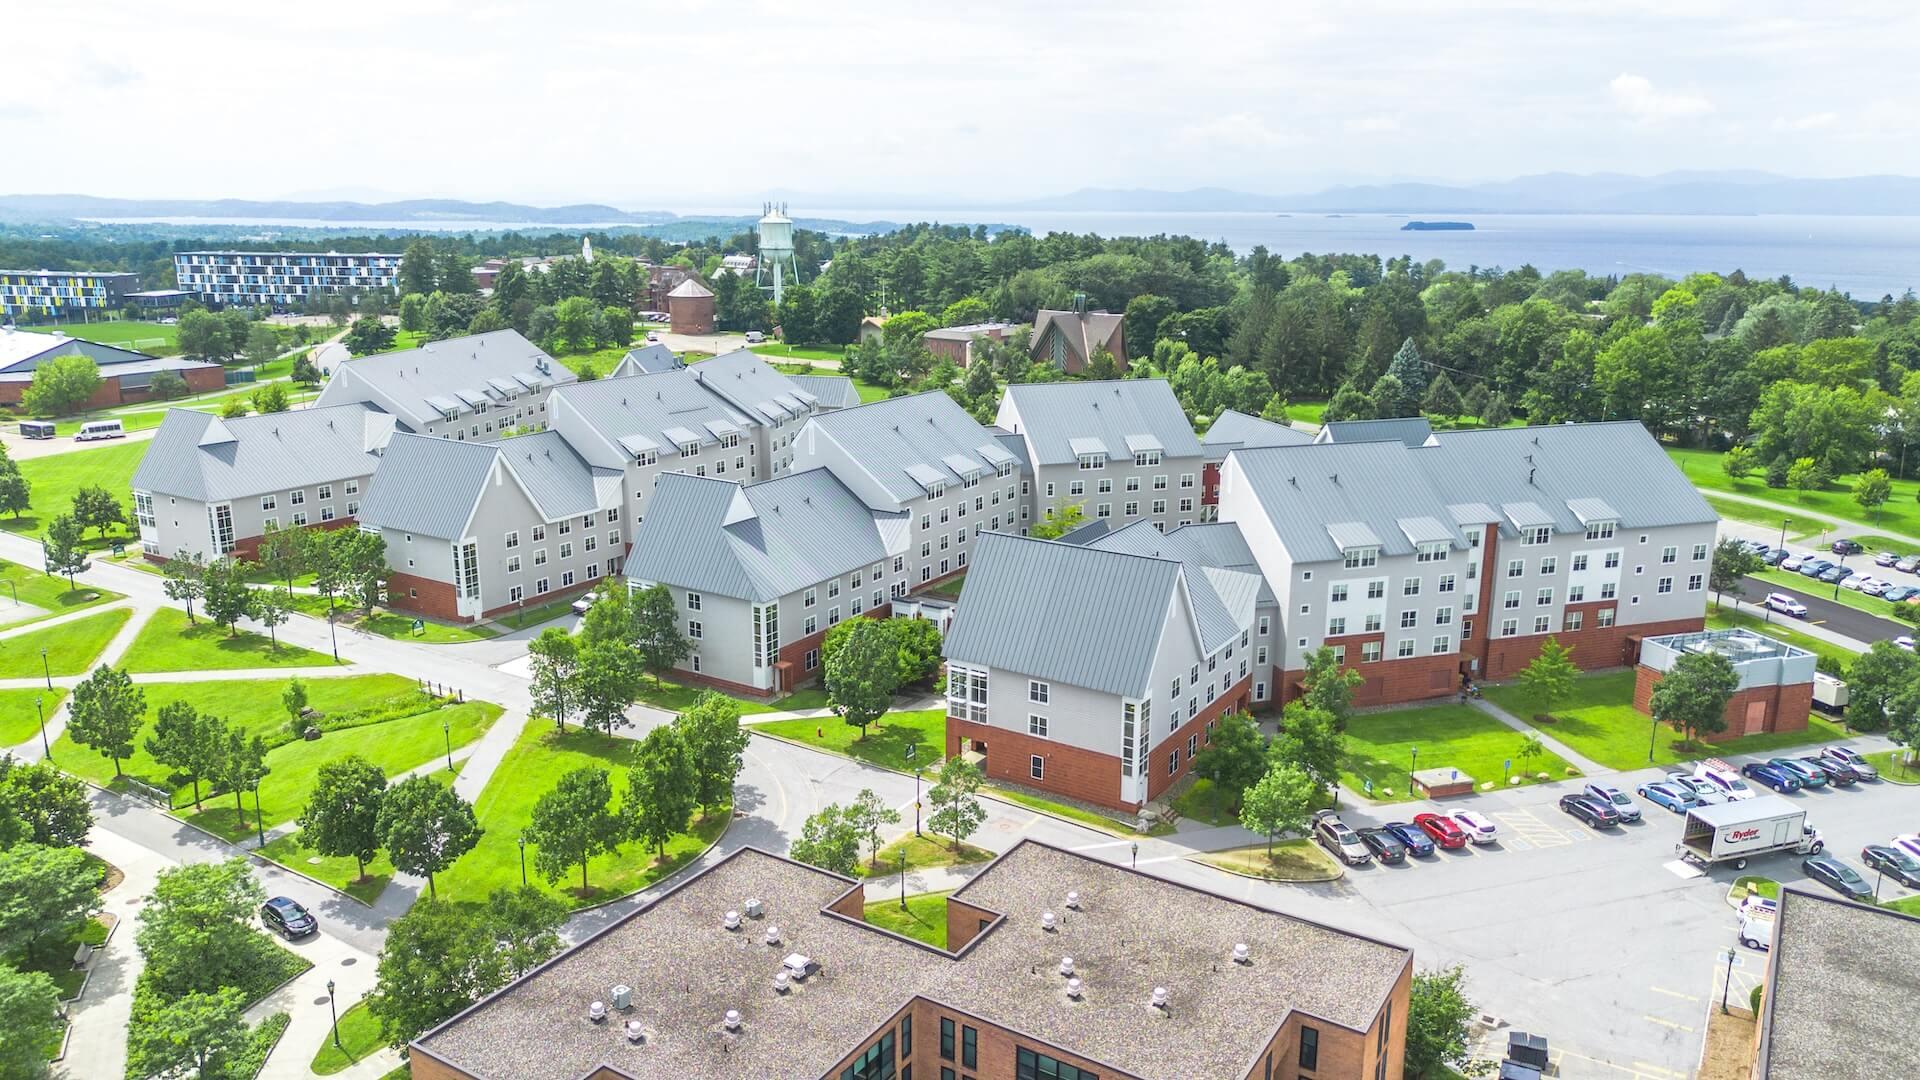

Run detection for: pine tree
[[1422, 371, 1463, 420], [1387, 337, 1430, 398]]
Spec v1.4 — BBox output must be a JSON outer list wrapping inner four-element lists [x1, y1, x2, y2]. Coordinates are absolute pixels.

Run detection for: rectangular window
[[1362, 641, 1382, 662], [1567, 584, 1584, 602], [687, 620, 702, 639], [1501, 618, 1518, 637], [1330, 584, 1349, 602], [1534, 615, 1552, 633], [1524, 526, 1552, 545], [1662, 545, 1678, 564], [1658, 576, 1674, 594], [1364, 613, 1382, 632], [1597, 607, 1616, 627], [320, 506, 336, 522], [1572, 553, 1588, 572], [506, 555, 521, 574], [1343, 548, 1379, 569], [584, 535, 598, 554], [1015, 1047, 1097, 1080], [1328, 617, 1347, 636], [1693, 542, 1709, 561], [939, 1018, 954, 1061], [1438, 574, 1455, 593], [1462, 618, 1473, 640], [1586, 521, 1615, 540], [1400, 609, 1417, 628], [290, 489, 305, 505], [1300, 1025, 1320, 1070], [1601, 582, 1617, 599], [1536, 587, 1553, 606], [1397, 638, 1415, 658], [1506, 559, 1523, 578], [1565, 610, 1584, 631], [1029, 680, 1050, 704], [504, 530, 519, 549], [318, 484, 333, 501], [1432, 635, 1450, 654], [687, 592, 702, 611], [1028, 713, 1049, 738], [1367, 580, 1384, 599], [260, 494, 276, 511], [1540, 556, 1557, 575], [1688, 573, 1703, 591], [1403, 577, 1420, 596], [1503, 590, 1520, 610], [961, 1025, 976, 1068], [1435, 606, 1453, 626]]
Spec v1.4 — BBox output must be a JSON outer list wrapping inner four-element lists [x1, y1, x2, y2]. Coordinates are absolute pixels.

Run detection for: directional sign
[[904, 744, 917, 761], [412, 618, 425, 634]]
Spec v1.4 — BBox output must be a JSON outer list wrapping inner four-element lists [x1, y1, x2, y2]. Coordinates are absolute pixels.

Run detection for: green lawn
[[1669, 447, 1920, 540], [1862, 749, 1920, 784], [863, 891, 950, 948], [766, 361, 893, 402], [50, 673, 434, 793], [2, 440, 147, 546], [21, 320, 180, 355], [4, 915, 111, 1000], [118, 607, 341, 673], [1704, 494, 1833, 536], [863, 833, 993, 878], [0, 560, 119, 628], [1748, 567, 1899, 620], [275, 592, 501, 643], [1481, 670, 1850, 770], [1288, 400, 1328, 425], [492, 598, 576, 631], [253, 768, 459, 902], [627, 676, 796, 717], [0, 607, 130, 678], [1172, 777, 1240, 826], [433, 718, 729, 909], [551, 346, 632, 379], [0, 687, 69, 747], [751, 343, 849, 363], [309, 999, 384, 1075], [1848, 535, 1918, 555], [1340, 703, 1577, 801], [923, 574, 965, 600], [1705, 607, 1861, 673], [981, 782, 1166, 835], [1194, 839, 1343, 882], [750, 708, 945, 772]]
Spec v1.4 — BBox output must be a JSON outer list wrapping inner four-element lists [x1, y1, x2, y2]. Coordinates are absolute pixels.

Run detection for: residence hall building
[[0, 328, 222, 408], [996, 379, 1206, 535], [793, 390, 1027, 591], [356, 432, 625, 622], [620, 469, 911, 696], [1199, 408, 1314, 514], [1217, 421, 1716, 708], [922, 320, 1012, 366], [131, 403, 393, 561], [0, 269, 141, 321], [313, 330, 575, 442], [944, 532, 1259, 812], [547, 349, 831, 526], [1752, 887, 1920, 1078], [408, 840, 1413, 1080], [172, 250, 401, 308], [1030, 304, 1127, 374]]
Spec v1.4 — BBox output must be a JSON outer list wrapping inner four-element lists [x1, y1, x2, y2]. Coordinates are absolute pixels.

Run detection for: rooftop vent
[[1150, 986, 1169, 1010], [724, 910, 741, 931], [1065, 890, 1080, 910], [612, 984, 632, 1010], [782, 953, 816, 981], [589, 1001, 607, 1023], [1065, 977, 1083, 999], [764, 925, 781, 946], [625, 1019, 644, 1043], [1232, 943, 1250, 965], [1058, 957, 1074, 977], [771, 969, 791, 994], [1041, 911, 1057, 932], [723, 1009, 742, 1032]]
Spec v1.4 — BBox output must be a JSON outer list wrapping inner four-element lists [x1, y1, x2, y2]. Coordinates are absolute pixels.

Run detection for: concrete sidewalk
[[1469, 696, 1614, 777]]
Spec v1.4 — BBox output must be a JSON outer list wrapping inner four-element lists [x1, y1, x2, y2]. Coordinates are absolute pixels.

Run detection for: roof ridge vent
[[1330, 473, 1338, 485]]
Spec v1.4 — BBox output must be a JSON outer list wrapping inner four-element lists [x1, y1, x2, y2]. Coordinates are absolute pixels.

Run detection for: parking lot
[[1267, 744, 1919, 1078], [1745, 572, 1913, 644]]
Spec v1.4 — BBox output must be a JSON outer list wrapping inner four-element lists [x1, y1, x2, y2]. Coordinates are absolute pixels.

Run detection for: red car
[[1412, 812, 1469, 850]]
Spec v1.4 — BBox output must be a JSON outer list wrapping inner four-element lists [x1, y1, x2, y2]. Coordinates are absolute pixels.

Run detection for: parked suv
[[1833, 539, 1864, 555], [1764, 593, 1808, 618], [1558, 793, 1620, 828], [260, 896, 316, 940], [1311, 810, 1372, 866], [1582, 783, 1640, 822]]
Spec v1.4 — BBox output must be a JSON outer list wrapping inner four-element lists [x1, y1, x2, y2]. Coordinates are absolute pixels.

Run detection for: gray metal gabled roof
[[904, 463, 947, 490], [1201, 409, 1314, 454], [785, 373, 861, 410], [974, 441, 1014, 468], [661, 425, 703, 448], [356, 433, 500, 539], [622, 470, 907, 602], [800, 391, 1006, 508], [1414, 423, 1715, 534], [688, 349, 819, 426], [1397, 516, 1454, 546], [1003, 380, 1203, 466], [1068, 436, 1109, 458], [612, 343, 683, 377], [1227, 441, 1469, 563], [1501, 501, 1555, 529], [133, 403, 388, 503], [1447, 502, 1500, 527], [941, 452, 982, 478], [1566, 496, 1622, 524], [1087, 520, 1267, 650], [550, 368, 755, 461], [313, 330, 572, 430], [943, 533, 1186, 698], [495, 431, 620, 522], [1315, 417, 1435, 447], [1327, 521, 1384, 551]]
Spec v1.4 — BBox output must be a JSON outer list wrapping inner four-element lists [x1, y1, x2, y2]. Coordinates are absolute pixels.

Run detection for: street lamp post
[[913, 766, 923, 837], [442, 718, 453, 773], [1719, 949, 1736, 1014], [35, 695, 47, 759], [518, 833, 528, 887], [1649, 710, 1662, 764], [1409, 746, 1419, 792], [326, 978, 342, 1049], [897, 849, 906, 910], [1130, 841, 1138, 869], [253, 783, 265, 849], [1832, 554, 1847, 601], [39, 647, 49, 691]]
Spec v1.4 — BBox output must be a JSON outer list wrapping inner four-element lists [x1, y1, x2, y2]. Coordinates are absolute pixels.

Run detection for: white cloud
[[1609, 73, 1716, 119], [1347, 114, 1402, 134], [1774, 112, 1839, 131], [1176, 112, 1295, 151]]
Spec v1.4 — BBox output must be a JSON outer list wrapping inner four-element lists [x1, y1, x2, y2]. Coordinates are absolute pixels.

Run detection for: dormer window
[[1415, 542, 1449, 563], [1342, 547, 1379, 569], [1077, 453, 1106, 471], [1134, 450, 1161, 467], [1522, 526, 1552, 545], [680, 441, 700, 457], [720, 433, 740, 449], [1585, 521, 1616, 540], [927, 482, 947, 500], [635, 450, 657, 467]]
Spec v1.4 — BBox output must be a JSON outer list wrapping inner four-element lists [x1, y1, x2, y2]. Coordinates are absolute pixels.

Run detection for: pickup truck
[[1675, 795, 1822, 871]]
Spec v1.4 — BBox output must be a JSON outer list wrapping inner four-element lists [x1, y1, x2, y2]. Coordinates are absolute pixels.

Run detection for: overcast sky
[[9, 1, 1917, 209]]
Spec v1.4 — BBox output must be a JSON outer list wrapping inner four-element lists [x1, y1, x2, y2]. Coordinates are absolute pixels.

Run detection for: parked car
[[1884, 585, 1917, 603], [1781, 553, 1810, 571], [1859, 578, 1892, 597], [744, 331, 766, 343], [1896, 636, 1917, 652], [1695, 760, 1758, 800], [1897, 556, 1920, 573], [1358, 827, 1409, 863], [1582, 783, 1640, 822], [1833, 539, 1864, 555], [1819, 565, 1848, 584], [1765, 593, 1809, 618], [1794, 756, 1855, 786], [644, 331, 660, 342], [570, 591, 600, 615], [1797, 560, 1828, 578], [1768, 758, 1828, 788], [1738, 907, 1776, 951], [1862, 844, 1920, 888], [260, 896, 317, 939], [1412, 812, 1470, 850], [1558, 793, 1620, 828], [1741, 761, 1803, 794], [1666, 774, 1727, 805], [1762, 548, 1789, 565], [1875, 551, 1900, 567], [1637, 781, 1702, 814], [1802, 855, 1874, 901], [1383, 821, 1437, 857], [1311, 811, 1373, 866], [1819, 747, 1877, 780], [1450, 810, 1499, 844]]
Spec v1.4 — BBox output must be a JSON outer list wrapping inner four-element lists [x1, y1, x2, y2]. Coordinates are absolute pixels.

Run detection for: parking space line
[[1642, 1014, 1696, 1033], [1493, 808, 1575, 849], [1648, 985, 1699, 1002]]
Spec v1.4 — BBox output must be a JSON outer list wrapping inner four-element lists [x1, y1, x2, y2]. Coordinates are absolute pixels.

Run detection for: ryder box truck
[[1675, 794, 1823, 871]]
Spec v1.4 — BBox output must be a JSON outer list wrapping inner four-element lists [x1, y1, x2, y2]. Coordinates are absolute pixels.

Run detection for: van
[[744, 331, 766, 344], [75, 419, 125, 441], [1693, 757, 1756, 801], [18, 420, 56, 440]]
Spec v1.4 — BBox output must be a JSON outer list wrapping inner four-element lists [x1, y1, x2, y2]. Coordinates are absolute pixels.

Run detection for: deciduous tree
[[217, 727, 270, 827], [41, 513, 87, 589], [254, 587, 290, 647], [71, 485, 125, 541], [1515, 636, 1579, 718], [134, 858, 266, 995], [673, 690, 748, 811], [0, 757, 93, 849], [789, 803, 861, 876], [574, 640, 642, 736], [0, 455, 31, 520], [1239, 761, 1317, 854], [145, 700, 226, 810], [1028, 501, 1085, 539], [20, 354, 102, 417], [1189, 711, 1267, 817], [626, 725, 698, 857], [825, 618, 899, 739], [1649, 649, 1739, 745], [376, 775, 482, 899], [926, 756, 985, 854], [1843, 641, 1920, 732], [527, 627, 579, 731], [845, 788, 901, 868], [299, 755, 386, 881], [200, 556, 256, 636], [0, 965, 61, 1080], [126, 986, 251, 1080], [1709, 538, 1762, 608], [369, 899, 509, 1049], [526, 766, 624, 892], [1853, 468, 1892, 521], [162, 549, 207, 622], [1404, 966, 1479, 1079], [628, 583, 692, 686], [0, 842, 101, 962], [485, 886, 566, 978], [66, 666, 144, 778]]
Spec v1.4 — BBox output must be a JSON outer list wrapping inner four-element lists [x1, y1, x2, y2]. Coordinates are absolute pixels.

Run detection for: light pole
[[1409, 746, 1419, 792], [897, 848, 907, 910], [442, 717, 453, 773], [518, 833, 528, 887], [913, 766, 923, 837], [1719, 949, 1736, 1014], [35, 695, 47, 759], [326, 978, 342, 1049], [1130, 841, 1138, 869], [1832, 553, 1847, 600], [1649, 710, 1662, 764], [39, 647, 49, 691]]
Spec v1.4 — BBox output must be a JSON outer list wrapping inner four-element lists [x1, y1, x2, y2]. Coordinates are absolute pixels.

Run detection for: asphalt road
[[1739, 574, 1914, 645]]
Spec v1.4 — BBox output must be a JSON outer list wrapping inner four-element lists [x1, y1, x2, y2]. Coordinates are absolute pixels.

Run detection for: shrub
[[1749, 985, 1764, 1015]]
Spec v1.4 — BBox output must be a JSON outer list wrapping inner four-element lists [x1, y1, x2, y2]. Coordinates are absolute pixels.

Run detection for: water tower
[[756, 202, 800, 305]]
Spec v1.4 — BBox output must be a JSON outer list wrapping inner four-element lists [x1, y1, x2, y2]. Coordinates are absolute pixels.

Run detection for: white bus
[[75, 419, 126, 441]]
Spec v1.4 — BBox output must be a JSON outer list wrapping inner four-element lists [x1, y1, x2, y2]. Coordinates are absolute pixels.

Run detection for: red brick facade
[[667, 291, 714, 334], [1633, 665, 1813, 740], [0, 365, 224, 408], [386, 570, 461, 622]]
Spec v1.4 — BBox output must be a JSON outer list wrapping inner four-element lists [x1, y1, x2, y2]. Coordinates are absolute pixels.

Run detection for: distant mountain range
[[999, 172, 1920, 215], [0, 194, 675, 225]]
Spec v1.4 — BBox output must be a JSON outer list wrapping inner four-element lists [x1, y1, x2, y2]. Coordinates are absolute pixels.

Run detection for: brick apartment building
[[407, 840, 1413, 1080], [922, 320, 1012, 366]]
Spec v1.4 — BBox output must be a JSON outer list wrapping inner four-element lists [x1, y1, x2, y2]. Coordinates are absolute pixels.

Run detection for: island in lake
[[1401, 220, 1475, 231]]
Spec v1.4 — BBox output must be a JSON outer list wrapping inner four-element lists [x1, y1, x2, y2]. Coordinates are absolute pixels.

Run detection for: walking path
[[1468, 697, 1613, 776], [1708, 488, 1920, 548]]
